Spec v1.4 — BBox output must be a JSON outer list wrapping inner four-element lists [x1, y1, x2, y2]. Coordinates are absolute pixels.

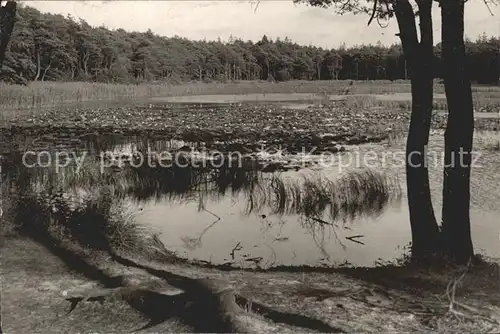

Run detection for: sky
[[25, 0, 500, 48]]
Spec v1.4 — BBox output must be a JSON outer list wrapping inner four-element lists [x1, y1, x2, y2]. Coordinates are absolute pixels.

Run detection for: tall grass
[[0, 80, 425, 113], [10, 184, 174, 261], [5, 160, 127, 254], [0, 80, 498, 119], [245, 169, 402, 224], [340, 90, 500, 113], [475, 131, 500, 151], [433, 97, 500, 112]]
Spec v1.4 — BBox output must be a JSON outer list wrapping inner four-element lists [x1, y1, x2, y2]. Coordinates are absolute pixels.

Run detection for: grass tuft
[[476, 131, 500, 151], [10, 186, 174, 262], [247, 169, 402, 224]]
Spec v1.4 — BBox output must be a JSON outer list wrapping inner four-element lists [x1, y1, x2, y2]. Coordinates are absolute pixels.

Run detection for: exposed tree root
[[111, 253, 344, 332], [442, 266, 500, 326], [24, 225, 344, 332]]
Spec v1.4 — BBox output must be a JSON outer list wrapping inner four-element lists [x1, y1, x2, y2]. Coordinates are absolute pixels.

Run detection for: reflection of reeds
[[6, 153, 261, 203], [7, 152, 402, 250], [245, 169, 402, 224], [9, 155, 402, 221]]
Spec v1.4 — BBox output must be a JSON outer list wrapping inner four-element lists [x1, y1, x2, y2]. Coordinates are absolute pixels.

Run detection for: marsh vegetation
[[1, 0, 500, 331]]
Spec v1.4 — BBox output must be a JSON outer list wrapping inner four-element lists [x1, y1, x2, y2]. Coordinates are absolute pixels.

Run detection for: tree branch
[[368, 0, 379, 26], [482, 0, 497, 16]]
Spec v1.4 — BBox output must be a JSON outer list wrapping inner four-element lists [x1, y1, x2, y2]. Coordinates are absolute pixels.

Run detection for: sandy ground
[[3, 234, 500, 333], [1, 237, 192, 333]]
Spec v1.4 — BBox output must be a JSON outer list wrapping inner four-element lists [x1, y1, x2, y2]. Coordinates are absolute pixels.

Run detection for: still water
[[127, 135, 500, 267], [131, 164, 500, 268], [132, 191, 410, 268], [5, 122, 500, 268]]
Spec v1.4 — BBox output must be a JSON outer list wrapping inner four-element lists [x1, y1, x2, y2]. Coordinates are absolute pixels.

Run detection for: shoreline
[[0, 79, 498, 115], [3, 221, 500, 332], [2, 80, 500, 332], [2, 163, 499, 332]]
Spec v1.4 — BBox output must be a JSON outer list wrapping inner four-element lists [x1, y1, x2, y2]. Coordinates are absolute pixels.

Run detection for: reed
[[246, 169, 402, 224]]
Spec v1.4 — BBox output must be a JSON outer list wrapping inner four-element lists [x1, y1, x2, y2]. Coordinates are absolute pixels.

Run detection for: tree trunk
[[82, 52, 90, 79], [394, 0, 440, 261], [440, 0, 474, 263], [0, 1, 16, 70], [70, 64, 76, 79], [41, 61, 52, 81], [34, 49, 41, 81]]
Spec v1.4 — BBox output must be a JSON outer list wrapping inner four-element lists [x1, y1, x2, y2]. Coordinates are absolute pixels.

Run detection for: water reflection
[[5, 150, 401, 218], [4, 145, 404, 267], [5, 140, 499, 268]]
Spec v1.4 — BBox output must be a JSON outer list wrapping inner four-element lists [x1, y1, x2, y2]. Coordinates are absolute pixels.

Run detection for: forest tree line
[[2, 4, 499, 85]]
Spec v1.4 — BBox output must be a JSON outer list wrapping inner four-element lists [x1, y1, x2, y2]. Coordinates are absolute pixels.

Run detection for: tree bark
[[0, 1, 16, 70], [440, 0, 474, 263], [393, 0, 440, 261], [82, 51, 90, 79], [41, 60, 52, 81], [34, 49, 41, 81]]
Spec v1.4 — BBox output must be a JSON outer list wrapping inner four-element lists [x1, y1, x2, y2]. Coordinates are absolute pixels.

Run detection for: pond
[[5, 129, 500, 269], [124, 138, 500, 267], [3, 98, 500, 269], [133, 194, 500, 268], [131, 193, 409, 268]]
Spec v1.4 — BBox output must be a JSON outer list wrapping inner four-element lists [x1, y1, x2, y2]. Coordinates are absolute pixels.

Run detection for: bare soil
[[1, 237, 180, 333], [2, 233, 500, 333]]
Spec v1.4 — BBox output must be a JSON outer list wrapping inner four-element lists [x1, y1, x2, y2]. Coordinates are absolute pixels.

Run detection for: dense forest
[[2, 4, 499, 85]]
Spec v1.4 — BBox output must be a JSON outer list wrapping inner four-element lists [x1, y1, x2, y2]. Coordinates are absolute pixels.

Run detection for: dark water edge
[[2, 101, 500, 268], [2, 134, 408, 268]]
